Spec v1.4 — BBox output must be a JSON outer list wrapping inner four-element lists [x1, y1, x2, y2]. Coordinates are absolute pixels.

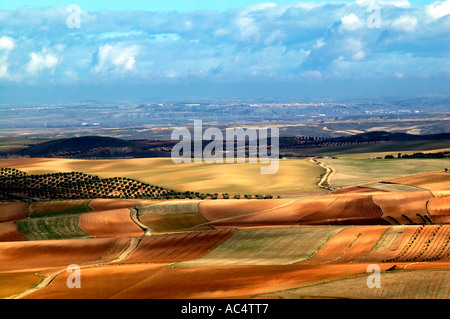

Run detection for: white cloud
[[391, 15, 418, 32], [340, 13, 365, 32], [0, 36, 15, 52], [426, 0, 450, 19], [234, 16, 259, 41], [0, 36, 15, 78], [314, 38, 325, 49], [356, 0, 411, 8], [26, 48, 60, 75], [0, 2, 448, 85], [94, 44, 140, 73], [353, 50, 366, 61]]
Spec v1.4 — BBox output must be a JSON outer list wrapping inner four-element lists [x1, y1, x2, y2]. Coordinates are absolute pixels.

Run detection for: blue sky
[[1, 0, 437, 11], [1, 1, 449, 103]]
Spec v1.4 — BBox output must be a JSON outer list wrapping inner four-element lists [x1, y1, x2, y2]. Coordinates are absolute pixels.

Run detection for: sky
[[0, 0, 449, 103]]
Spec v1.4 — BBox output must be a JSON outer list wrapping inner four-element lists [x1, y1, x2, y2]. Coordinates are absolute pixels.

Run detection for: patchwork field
[[1, 160, 449, 299]]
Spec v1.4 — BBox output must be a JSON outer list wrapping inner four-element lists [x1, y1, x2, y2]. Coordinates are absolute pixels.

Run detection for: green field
[[321, 158, 449, 188], [16, 214, 90, 241], [27, 200, 92, 218], [175, 226, 347, 266]]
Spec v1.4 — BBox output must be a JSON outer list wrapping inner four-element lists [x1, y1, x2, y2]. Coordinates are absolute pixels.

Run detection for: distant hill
[[5, 131, 450, 159], [327, 131, 450, 143], [16, 136, 175, 158], [279, 131, 450, 157]]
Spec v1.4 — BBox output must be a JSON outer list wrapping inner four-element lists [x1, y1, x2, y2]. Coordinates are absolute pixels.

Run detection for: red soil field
[[0, 237, 132, 272], [303, 226, 388, 264], [427, 195, 450, 224], [367, 226, 418, 261], [336, 226, 389, 263], [0, 202, 28, 222], [199, 197, 337, 227], [333, 186, 386, 195], [0, 221, 27, 242], [88, 199, 140, 212], [121, 229, 235, 264], [387, 225, 450, 263], [373, 191, 435, 224], [298, 195, 388, 225], [78, 208, 144, 238], [24, 263, 381, 299], [303, 226, 361, 264], [385, 171, 450, 192], [22, 264, 168, 299]]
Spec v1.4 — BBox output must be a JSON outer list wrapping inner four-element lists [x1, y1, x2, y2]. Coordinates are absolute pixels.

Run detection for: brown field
[[88, 198, 140, 211], [198, 198, 331, 227], [0, 221, 27, 241], [21, 263, 168, 299], [304, 226, 389, 264], [428, 195, 450, 223], [256, 268, 450, 299], [373, 191, 436, 224], [23, 263, 374, 299], [1, 165, 450, 299], [298, 195, 387, 225], [78, 208, 144, 238], [0, 237, 133, 272], [333, 186, 386, 195], [120, 229, 235, 264], [385, 171, 450, 192], [0, 202, 28, 222]]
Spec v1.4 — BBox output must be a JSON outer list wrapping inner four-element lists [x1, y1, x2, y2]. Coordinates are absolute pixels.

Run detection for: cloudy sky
[[1, 0, 449, 103]]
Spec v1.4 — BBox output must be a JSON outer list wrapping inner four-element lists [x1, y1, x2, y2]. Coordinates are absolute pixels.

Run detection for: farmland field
[[0, 157, 325, 195], [176, 226, 346, 266], [28, 200, 92, 217], [256, 269, 450, 299], [320, 158, 449, 188], [1, 154, 450, 300], [16, 214, 90, 241]]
